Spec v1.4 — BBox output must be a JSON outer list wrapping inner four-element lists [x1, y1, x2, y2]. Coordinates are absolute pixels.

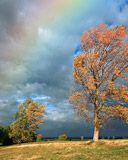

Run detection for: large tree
[[9, 99, 45, 144], [69, 24, 128, 142]]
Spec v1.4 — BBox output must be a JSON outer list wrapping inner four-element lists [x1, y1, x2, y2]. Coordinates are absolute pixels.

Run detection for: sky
[[0, 0, 128, 137]]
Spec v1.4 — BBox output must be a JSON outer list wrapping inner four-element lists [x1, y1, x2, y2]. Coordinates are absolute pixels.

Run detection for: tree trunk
[[93, 107, 99, 142], [93, 124, 99, 142]]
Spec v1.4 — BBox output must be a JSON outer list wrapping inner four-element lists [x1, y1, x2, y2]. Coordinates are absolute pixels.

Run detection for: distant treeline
[[41, 136, 128, 141]]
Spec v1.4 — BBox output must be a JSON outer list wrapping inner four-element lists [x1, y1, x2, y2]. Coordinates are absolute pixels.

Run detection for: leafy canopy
[[70, 24, 128, 126], [9, 99, 45, 143]]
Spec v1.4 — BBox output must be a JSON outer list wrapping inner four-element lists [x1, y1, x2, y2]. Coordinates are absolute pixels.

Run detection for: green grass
[[0, 140, 128, 160]]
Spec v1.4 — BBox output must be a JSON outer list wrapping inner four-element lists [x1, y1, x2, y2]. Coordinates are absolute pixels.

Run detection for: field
[[0, 140, 128, 160]]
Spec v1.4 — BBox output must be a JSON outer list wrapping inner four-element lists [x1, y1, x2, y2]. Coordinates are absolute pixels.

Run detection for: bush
[[0, 126, 12, 146], [58, 134, 67, 141], [36, 134, 43, 142]]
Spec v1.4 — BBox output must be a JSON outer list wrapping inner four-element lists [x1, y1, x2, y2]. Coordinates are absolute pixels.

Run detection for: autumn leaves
[[69, 24, 128, 141]]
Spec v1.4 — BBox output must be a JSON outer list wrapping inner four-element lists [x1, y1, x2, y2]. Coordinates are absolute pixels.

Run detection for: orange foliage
[[70, 24, 128, 137], [9, 99, 45, 143]]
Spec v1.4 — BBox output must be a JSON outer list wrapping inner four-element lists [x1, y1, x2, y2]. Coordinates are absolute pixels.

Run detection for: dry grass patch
[[0, 140, 128, 160]]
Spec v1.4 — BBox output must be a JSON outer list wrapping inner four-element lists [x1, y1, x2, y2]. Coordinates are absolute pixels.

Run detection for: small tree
[[9, 99, 45, 143], [58, 134, 68, 141], [69, 24, 128, 142], [36, 134, 43, 142]]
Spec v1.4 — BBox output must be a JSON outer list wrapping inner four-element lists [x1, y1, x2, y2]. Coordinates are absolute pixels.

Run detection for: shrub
[[58, 134, 67, 141], [0, 125, 12, 146], [36, 134, 43, 142]]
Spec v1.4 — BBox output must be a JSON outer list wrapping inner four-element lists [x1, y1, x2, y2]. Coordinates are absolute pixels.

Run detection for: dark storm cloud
[[25, 47, 73, 100], [0, 0, 17, 31], [39, 119, 128, 138], [0, 99, 18, 125], [0, 0, 24, 42]]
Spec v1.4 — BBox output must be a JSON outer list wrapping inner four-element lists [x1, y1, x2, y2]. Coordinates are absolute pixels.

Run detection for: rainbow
[[8, 0, 94, 63]]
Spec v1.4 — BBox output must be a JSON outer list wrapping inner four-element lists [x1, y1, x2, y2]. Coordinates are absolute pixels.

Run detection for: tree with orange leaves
[[69, 24, 128, 142], [9, 99, 45, 144]]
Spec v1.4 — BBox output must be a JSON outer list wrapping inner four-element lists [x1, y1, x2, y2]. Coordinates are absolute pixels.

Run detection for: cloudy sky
[[0, 0, 128, 137]]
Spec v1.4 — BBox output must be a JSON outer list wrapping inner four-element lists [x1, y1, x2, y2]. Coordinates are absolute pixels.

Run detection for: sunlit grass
[[0, 140, 128, 160]]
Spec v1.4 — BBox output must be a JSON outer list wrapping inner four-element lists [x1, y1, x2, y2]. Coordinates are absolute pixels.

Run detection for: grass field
[[0, 140, 128, 160]]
